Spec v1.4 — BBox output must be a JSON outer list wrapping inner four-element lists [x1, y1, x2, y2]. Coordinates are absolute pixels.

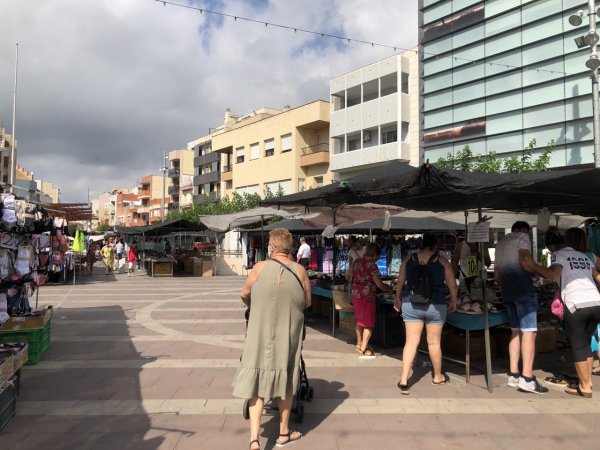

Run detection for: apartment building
[[90, 192, 112, 228], [37, 180, 61, 203], [137, 175, 172, 225], [420, 0, 594, 167], [167, 149, 194, 211], [0, 126, 17, 188], [329, 50, 419, 177], [211, 101, 331, 198]]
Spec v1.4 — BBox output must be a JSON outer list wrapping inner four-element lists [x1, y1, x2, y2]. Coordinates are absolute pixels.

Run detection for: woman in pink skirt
[[347, 242, 391, 358]]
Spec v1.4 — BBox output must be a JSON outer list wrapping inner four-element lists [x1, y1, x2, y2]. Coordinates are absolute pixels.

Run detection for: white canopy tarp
[[199, 207, 298, 232]]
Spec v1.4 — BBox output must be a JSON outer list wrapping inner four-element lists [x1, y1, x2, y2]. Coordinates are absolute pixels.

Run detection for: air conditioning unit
[[363, 131, 371, 142]]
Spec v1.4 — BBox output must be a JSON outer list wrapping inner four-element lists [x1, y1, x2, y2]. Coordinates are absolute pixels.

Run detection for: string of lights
[[155, 0, 576, 77]]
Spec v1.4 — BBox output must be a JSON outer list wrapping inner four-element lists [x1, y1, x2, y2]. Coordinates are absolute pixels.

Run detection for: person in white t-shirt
[[521, 227, 600, 398], [296, 237, 311, 269]]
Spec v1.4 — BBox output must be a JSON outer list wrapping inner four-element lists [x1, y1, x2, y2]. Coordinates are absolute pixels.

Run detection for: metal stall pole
[[477, 199, 494, 393], [331, 207, 338, 337]]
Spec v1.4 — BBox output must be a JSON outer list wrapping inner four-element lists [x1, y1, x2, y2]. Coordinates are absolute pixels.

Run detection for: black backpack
[[408, 253, 438, 305]]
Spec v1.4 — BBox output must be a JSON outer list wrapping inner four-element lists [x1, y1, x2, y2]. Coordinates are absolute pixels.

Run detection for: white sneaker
[[507, 374, 520, 387], [517, 376, 549, 394]]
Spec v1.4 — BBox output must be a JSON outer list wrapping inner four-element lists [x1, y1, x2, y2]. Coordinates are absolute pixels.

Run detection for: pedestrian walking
[[128, 241, 140, 277], [101, 238, 115, 275], [296, 237, 311, 269]]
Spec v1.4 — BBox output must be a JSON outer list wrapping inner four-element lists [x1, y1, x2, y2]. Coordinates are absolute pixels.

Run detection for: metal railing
[[301, 143, 330, 155]]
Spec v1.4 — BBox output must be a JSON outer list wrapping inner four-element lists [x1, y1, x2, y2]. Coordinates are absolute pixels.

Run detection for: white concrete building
[[329, 50, 420, 177]]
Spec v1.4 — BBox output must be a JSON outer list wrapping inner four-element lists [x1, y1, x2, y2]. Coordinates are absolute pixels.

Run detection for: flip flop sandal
[[249, 439, 260, 449], [276, 430, 302, 447], [592, 370, 600, 377], [432, 373, 450, 385], [544, 375, 568, 386], [397, 382, 410, 395], [565, 384, 592, 398]]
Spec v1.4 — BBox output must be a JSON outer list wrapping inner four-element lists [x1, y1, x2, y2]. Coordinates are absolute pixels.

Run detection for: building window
[[332, 92, 345, 111], [298, 178, 305, 191], [236, 146, 245, 164], [347, 86, 361, 107], [314, 176, 323, 188], [264, 138, 274, 157], [381, 73, 398, 97], [401, 72, 409, 94], [382, 126, 398, 144], [250, 143, 259, 160], [363, 79, 379, 102], [281, 133, 292, 152], [401, 122, 409, 142], [348, 137, 361, 151]]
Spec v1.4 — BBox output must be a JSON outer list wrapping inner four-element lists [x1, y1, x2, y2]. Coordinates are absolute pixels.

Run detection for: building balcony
[[222, 165, 233, 182], [300, 143, 330, 168], [168, 168, 180, 178], [194, 171, 220, 186], [181, 184, 193, 192], [193, 192, 219, 205], [168, 202, 180, 211], [138, 189, 151, 199], [137, 206, 151, 214], [193, 156, 200, 167], [168, 185, 179, 195]]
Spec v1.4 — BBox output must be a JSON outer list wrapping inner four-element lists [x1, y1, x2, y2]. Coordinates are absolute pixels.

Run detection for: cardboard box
[[446, 331, 497, 360], [202, 259, 213, 277], [0, 307, 52, 332]]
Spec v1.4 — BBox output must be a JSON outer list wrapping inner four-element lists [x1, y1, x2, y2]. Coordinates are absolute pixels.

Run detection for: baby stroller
[[242, 308, 314, 423]]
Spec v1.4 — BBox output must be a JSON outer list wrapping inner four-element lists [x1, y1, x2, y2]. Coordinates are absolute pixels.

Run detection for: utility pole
[[9, 43, 19, 193], [161, 152, 168, 222]]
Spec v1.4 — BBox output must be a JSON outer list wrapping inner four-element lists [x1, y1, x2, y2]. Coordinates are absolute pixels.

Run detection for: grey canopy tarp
[[115, 219, 208, 237]]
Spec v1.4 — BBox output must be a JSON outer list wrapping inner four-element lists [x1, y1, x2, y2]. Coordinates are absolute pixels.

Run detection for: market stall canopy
[[45, 203, 95, 221], [300, 203, 405, 228], [116, 219, 207, 236], [261, 161, 600, 216], [199, 207, 298, 232]]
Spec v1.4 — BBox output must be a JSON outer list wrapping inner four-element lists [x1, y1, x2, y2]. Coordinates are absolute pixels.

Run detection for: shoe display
[[517, 376, 549, 394]]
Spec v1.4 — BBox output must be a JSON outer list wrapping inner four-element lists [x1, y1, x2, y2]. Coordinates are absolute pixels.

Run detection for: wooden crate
[[0, 307, 52, 332]]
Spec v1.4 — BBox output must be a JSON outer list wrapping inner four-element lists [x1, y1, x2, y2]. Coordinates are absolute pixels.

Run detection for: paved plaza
[[1, 268, 600, 449]]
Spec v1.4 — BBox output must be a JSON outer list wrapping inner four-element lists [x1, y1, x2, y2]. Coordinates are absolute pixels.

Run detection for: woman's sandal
[[275, 430, 302, 447], [249, 439, 260, 449], [565, 384, 592, 398], [358, 347, 376, 359], [397, 382, 410, 395], [432, 373, 450, 385]]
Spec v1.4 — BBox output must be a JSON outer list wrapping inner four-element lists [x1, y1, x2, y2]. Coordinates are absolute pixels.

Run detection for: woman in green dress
[[233, 228, 311, 449]]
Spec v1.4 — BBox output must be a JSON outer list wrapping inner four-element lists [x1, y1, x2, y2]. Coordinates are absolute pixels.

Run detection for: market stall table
[[145, 258, 175, 277]]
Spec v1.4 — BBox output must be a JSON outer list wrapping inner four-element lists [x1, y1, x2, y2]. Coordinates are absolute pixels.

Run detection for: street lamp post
[[570, 1, 600, 168]]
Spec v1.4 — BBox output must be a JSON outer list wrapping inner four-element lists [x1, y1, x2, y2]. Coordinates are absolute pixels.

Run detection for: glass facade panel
[[427, 144, 455, 161], [566, 118, 593, 143], [485, 31, 522, 57], [453, 44, 485, 67], [523, 124, 566, 147], [454, 101, 485, 122], [454, 80, 485, 104], [485, 49, 521, 76], [454, 138, 486, 155], [486, 70, 521, 96], [564, 77, 590, 99], [522, 15, 563, 45], [423, 37, 453, 58], [563, 0, 588, 9], [487, 111, 523, 135], [523, 80, 565, 107], [564, 51, 590, 75], [453, 24, 484, 49], [485, 0, 520, 18], [423, 55, 453, 76], [522, 0, 562, 24], [485, 8, 520, 37], [452, 0, 481, 11], [522, 59, 564, 86], [486, 91, 523, 115], [523, 102, 565, 128], [424, 108, 453, 129], [522, 36, 564, 65], [424, 89, 453, 111], [487, 132, 523, 154], [423, 2, 452, 25], [424, 72, 453, 93], [453, 62, 485, 85]]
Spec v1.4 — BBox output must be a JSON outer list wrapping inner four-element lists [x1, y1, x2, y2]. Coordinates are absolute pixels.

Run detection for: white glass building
[[420, 0, 596, 167]]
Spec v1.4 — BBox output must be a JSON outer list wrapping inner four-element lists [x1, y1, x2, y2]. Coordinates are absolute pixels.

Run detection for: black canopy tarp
[[116, 219, 208, 237], [262, 161, 600, 216]]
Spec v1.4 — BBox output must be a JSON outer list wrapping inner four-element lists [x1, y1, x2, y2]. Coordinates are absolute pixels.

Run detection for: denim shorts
[[402, 299, 447, 325], [505, 294, 538, 332]]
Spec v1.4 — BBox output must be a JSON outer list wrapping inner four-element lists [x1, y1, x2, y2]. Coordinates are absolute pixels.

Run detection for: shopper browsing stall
[[393, 233, 457, 394], [521, 228, 600, 398], [494, 221, 548, 395], [296, 237, 311, 269], [347, 242, 392, 359]]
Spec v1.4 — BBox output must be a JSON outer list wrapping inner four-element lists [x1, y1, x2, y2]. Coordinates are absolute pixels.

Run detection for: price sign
[[467, 221, 491, 243], [0, 232, 28, 250], [466, 255, 478, 277]]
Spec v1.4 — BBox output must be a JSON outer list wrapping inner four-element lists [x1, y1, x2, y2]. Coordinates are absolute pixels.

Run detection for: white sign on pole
[[467, 221, 491, 243]]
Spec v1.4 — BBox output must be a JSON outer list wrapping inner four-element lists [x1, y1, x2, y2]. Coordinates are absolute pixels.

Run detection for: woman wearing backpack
[[394, 233, 457, 394]]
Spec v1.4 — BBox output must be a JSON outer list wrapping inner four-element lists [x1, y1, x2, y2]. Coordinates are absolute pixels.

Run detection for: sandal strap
[[279, 430, 295, 437], [249, 439, 260, 449]]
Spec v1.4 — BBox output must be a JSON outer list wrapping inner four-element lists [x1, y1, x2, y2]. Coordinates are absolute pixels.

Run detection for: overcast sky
[[0, 0, 418, 202]]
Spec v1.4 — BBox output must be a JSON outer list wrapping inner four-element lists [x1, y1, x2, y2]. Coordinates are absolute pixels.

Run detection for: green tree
[[436, 139, 554, 173], [95, 223, 113, 232]]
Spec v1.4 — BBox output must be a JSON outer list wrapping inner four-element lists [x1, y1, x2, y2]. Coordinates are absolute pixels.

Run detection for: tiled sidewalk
[[1, 267, 599, 449]]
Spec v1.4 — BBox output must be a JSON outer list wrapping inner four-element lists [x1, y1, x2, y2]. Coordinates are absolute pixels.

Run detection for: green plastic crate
[[0, 319, 52, 365]]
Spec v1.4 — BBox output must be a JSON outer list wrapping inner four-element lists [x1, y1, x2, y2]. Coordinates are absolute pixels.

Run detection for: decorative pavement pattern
[[1, 267, 600, 449]]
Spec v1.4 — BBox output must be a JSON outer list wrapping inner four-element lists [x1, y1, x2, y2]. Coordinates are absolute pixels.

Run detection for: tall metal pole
[[589, 0, 600, 168], [9, 43, 19, 193], [162, 152, 167, 222]]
